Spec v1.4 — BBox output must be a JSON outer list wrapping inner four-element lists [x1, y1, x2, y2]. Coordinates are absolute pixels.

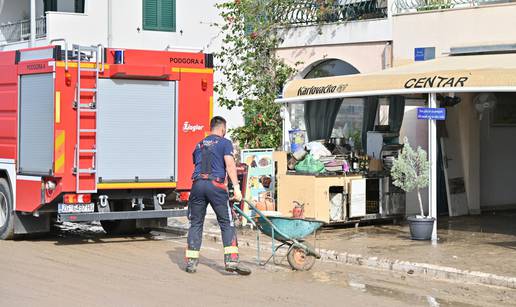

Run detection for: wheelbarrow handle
[[232, 203, 257, 228], [231, 200, 275, 232], [241, 199, 296, 243], [241, 199, 278, 231]]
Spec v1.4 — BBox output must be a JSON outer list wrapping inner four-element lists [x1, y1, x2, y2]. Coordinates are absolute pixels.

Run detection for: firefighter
[[185, 116, 251, 275]]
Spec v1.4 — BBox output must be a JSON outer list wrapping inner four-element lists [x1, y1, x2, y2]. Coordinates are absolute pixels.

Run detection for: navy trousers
[[186, 180, 238, 256]]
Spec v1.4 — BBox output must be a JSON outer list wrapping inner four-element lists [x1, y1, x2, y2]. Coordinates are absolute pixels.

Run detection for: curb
[[161, 225, 516, 290]]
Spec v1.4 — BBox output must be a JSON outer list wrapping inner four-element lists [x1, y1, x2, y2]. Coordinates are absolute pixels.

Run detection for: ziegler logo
[[297, 83, 348, 96], [183, 122, 204, 132], [170, 57, 203, 65]]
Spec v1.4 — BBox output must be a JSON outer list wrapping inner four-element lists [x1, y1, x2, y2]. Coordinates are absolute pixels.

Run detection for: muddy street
[[0, 224, 515, 307]]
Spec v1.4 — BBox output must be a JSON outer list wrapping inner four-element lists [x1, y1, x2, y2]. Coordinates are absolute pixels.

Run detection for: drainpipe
[[107, 0, 112, 47], [30, 0, 36, 47]]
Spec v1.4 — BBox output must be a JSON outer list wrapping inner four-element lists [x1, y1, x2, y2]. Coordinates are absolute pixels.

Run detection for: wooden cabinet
[[277, 174, 363, 223]]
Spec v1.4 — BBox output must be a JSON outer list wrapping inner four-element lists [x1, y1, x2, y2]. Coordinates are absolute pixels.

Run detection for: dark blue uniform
[[186, 135, 239, 262]]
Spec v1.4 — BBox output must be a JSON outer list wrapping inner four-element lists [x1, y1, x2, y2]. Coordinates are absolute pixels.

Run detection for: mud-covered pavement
[[1, 224, 515, 307]]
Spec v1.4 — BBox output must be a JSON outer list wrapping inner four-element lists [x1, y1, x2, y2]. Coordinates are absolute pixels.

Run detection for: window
[[288, 98, 365, 148], [332, 98, 364, 143], [304, 59, 360, 79], [143, 0, 176, 32], [44, 0, 85, 13]]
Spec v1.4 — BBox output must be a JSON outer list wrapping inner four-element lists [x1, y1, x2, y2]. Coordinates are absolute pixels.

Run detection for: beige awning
[[277, 53, 516, 103]]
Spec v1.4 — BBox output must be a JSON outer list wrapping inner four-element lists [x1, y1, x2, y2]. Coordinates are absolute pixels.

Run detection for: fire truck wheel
[[0, 178, 14, 240]]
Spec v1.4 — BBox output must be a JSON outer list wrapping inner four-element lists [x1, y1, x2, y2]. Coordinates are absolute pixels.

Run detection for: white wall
[[279, 18, 392, 49], [392, 3, 516, 66], [277, 42, 390, 80], [480, 107, 516, 208], [110, 0, 221, 51], [455, 94, 480, 214], [46, 0, 108, 46]]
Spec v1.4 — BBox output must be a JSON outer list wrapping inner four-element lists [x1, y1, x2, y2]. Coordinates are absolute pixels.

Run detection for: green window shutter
[[159, 0, 176, 32], [143, 0, 159, 30]]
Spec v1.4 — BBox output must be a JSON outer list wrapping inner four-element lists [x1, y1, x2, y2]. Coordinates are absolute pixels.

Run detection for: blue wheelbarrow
[[233, 199, 325, 271]]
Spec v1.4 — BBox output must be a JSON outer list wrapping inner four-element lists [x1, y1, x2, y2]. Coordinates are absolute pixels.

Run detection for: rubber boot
[[185, 258, 199, 273], [224, 254, 251, 275], [225, 261, 252, 275]]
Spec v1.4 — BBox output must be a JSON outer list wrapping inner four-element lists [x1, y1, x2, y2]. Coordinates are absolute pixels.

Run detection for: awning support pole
[[428, 93, 438, 243], [281, 103, 292, 151]]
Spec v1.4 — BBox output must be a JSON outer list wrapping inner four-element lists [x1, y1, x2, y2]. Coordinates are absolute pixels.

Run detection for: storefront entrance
[[278, 52, 516, 241]]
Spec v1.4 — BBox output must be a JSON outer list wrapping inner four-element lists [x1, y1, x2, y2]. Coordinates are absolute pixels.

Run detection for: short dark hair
[[210, 116, 226, 130]]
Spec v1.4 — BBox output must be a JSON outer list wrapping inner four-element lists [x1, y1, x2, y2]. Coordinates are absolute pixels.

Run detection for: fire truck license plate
[[58, 203, 95, 214]]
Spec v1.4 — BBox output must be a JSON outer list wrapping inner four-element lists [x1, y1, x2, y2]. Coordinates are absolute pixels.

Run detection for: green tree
[[390, 138, 430, 217], [214, 0, 299, 149]]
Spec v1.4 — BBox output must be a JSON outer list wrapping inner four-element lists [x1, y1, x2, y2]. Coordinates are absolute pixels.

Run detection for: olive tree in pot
[[390, 138, 434, 240]]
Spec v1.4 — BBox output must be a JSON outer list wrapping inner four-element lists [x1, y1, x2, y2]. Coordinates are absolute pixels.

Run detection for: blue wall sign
[[414, 47, 436, 61], [417, 108, 446, 120]]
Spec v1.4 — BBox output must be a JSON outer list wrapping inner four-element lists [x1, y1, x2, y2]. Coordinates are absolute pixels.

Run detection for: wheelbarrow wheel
[[287, 242, 316, 271]]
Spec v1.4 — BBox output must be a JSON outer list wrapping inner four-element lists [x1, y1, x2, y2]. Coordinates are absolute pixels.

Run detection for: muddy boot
[[185, 258, 199, 273], [225, 261, 252, 276]]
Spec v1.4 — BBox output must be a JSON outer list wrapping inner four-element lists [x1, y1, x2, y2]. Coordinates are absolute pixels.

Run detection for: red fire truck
[[0, 41, 213, 239]]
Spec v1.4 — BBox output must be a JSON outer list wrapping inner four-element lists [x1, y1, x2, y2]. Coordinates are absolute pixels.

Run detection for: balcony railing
[[393, 0, 513, 14], [0, 16, 46, 45], [277, 0, 388, 26]]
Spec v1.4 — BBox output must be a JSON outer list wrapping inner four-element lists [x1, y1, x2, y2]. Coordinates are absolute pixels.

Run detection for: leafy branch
[[214, 0, 300, 149]]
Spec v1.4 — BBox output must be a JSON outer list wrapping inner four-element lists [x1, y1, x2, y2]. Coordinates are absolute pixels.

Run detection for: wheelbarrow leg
[[271, 227, 275, 265], [256, 225, 261, 266], [276, 243, 294, 266], [263, 242, 287, 266]]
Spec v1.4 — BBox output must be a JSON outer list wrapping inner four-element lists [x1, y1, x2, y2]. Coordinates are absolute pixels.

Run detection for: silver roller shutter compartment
[[97, 79, 176, 182], [19, 73, 55, 175]]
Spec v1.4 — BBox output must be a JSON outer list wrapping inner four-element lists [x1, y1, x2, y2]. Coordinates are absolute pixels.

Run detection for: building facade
[[2, 0, 516, 214], [392, 1, 516, 214], [0, 0, 243, 128], [276, 0, 516, 215]]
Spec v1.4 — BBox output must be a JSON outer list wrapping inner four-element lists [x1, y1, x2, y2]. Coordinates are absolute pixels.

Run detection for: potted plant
[[390, 138, 434, 240]]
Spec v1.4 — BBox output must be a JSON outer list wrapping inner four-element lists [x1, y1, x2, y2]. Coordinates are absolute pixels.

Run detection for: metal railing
[[393, 0, 513, 14], [276, 0, 388, 26], [0, 16, 46, 45]]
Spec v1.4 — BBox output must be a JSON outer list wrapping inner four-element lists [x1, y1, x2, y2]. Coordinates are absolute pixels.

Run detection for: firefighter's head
[[210, 116, 227, 137]]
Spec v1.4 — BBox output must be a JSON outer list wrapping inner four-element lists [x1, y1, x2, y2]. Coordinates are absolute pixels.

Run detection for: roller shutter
[[97, 79, 176, 182], [19, 73, 54, 175]]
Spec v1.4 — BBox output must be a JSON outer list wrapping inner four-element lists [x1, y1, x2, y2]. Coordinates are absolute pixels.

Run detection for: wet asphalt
[[0, 222, 515, 306]]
